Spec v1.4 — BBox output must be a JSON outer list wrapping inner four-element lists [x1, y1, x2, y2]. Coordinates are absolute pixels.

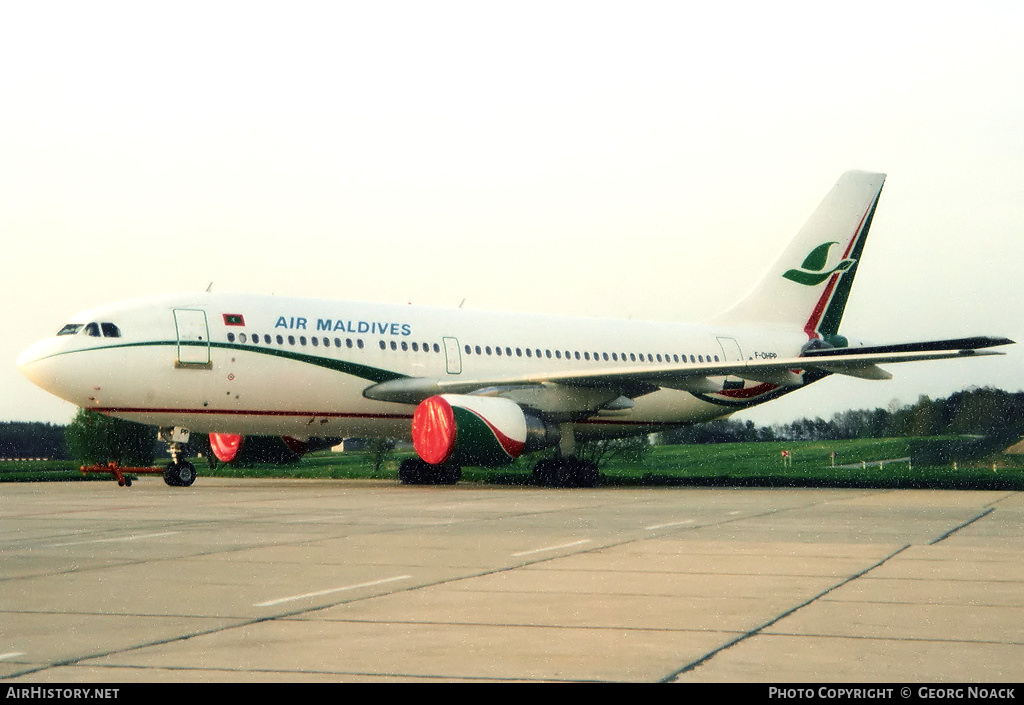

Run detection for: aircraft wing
[[363, 336, 1013, 414]]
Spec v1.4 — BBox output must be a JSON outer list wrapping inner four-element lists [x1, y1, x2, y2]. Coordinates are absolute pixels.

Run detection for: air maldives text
[[274, 316, 411, 336]]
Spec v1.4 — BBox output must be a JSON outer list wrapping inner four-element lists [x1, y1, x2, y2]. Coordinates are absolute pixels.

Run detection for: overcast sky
[[3, 1, 1023, 427]]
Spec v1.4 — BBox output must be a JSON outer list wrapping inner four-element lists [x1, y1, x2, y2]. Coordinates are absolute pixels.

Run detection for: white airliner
[[18, 171, 1013, 487]]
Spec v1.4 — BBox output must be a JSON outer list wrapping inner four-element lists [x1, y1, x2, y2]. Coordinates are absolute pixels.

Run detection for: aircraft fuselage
[[18, 292, 806, 441]]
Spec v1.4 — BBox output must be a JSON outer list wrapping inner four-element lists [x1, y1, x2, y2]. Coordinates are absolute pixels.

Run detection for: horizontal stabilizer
[[801, 336, 1014, 358], [815, 364, 893, 381]]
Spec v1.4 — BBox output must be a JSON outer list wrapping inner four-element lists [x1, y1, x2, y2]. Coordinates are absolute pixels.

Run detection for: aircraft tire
[[566, 459, 599, 488], [431, 463, 461, 485], [399, 458, 425, 484], [534, 458, 599, 488], [532, 458, 558, 487], [164, 461, 197, 487], [400, 458, 461, 485]]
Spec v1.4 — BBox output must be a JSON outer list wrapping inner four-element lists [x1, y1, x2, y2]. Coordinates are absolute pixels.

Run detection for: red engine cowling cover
[[209, 433, 243, 463], [412, 395, 528, 467]]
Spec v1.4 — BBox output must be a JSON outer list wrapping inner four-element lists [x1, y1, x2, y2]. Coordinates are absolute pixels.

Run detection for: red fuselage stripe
[[93, 407, 414, 420], [91, 407, 695, 429]]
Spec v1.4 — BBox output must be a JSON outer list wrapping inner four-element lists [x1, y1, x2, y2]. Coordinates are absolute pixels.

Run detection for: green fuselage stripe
[[40, 339, 408, 385]]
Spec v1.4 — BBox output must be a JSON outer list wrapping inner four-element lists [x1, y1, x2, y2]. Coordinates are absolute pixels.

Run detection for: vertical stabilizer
[[714, 171, 886, 340]]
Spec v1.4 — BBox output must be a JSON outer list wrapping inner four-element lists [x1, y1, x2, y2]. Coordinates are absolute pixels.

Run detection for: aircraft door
[[717, 336, 745, 391], [442, 337, 462, 374], [174, 309, 211, 368], [716, 336, 744, 363]]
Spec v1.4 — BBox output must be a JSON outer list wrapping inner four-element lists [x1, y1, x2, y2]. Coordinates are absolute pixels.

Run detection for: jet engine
[[209, 433, 243, 462], [412, 394, 559, 467]]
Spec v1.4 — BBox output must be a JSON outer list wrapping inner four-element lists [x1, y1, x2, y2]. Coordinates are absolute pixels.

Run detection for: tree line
[[0, 421, 68, 459], [661, 386, 1024, 445]]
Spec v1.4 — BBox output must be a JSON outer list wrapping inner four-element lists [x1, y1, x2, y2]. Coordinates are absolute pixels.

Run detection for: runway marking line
[[645, 519, 695, 530], [49, 531, 181, 548], [254, 575, 412, 607], [512, 539, 591, 557]]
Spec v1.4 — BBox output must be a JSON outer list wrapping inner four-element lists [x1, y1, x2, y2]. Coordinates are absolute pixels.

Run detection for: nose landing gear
[[159, 426, 197, 487]]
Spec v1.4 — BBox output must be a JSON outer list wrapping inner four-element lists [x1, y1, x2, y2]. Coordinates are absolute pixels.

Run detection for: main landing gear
[[159, 426, 197, 487], [398, 458, 462, 485], [532, 422, 600, 488], [398, 421, 601, 488], [531, 456, 600, 488], [398, 456, 599, 487]]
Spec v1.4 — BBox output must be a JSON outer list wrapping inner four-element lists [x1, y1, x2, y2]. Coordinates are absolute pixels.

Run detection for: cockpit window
[[55, 322, 120, 337]]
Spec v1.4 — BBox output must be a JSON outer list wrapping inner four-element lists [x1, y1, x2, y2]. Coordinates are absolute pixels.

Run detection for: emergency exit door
[[442, 337, 462, 374]]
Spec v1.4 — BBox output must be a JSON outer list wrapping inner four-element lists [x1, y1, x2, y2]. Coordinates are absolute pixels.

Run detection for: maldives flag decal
[[222, 313, 246, 326]]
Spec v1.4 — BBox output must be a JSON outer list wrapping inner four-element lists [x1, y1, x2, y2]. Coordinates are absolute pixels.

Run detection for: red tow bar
[[80, 462, 165, 487]]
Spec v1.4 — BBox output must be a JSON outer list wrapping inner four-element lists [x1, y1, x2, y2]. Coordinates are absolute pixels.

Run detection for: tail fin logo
[[782, 242, 856, 286]]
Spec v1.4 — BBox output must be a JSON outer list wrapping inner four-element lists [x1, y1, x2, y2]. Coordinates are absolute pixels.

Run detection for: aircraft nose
[[17, 340, 45, 372], [17, 339, 63, 393]]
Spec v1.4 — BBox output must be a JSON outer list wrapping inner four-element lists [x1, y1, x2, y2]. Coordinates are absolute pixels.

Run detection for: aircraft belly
[[576, 388, 731, 439], [83, 343, 414, 439]]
